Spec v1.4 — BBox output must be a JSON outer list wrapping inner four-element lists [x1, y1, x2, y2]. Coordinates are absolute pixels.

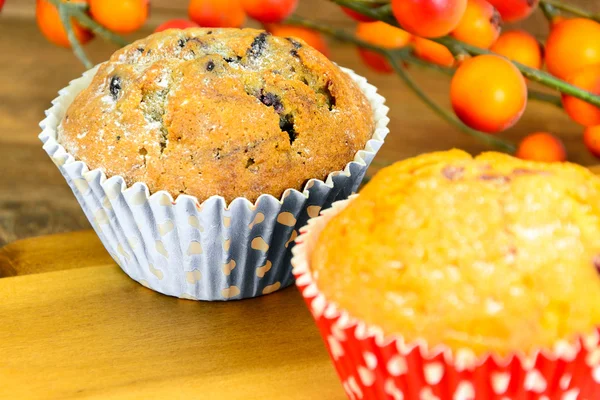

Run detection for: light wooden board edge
[[0, 230, 113, 277]]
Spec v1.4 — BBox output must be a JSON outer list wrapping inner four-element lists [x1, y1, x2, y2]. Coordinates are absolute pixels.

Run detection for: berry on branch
[[546, 18, 600, 80], [562, 64, 600, 127], [36, 0, 93, 48], [241, 0, 298, 24], [487, 0, 538, 23], [355, 21, 412, 73], [450, 0, 501, 49], [391, 0, 467, 38], [412, 36, 455, 67], [155, 20, 200, 33], [265, 24, 330, 57], [450, 54, 527, 133], [584, 126, 600, 158], [516, 132, 566, 162], [189, 0, 246, 28], [342, 6, 376, 22], [490, 30, 543, 70], [89, 0, 148, 34]]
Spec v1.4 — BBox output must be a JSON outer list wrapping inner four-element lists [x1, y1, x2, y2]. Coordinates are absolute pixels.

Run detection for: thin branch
[[539, 0, 600, 22], [57, 3, 93, 69], [539, 3, 560, 22], [72, 10, 129, 47], [332, 0, 600, 108], [48, 0, 128, 47]]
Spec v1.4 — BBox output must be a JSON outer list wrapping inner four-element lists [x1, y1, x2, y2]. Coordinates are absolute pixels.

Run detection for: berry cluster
[[31, 0, 600, 162]]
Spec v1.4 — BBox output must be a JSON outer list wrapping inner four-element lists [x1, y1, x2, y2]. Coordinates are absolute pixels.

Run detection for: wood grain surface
[[1, 0, 600, 246], [0, 266, 343, 399]]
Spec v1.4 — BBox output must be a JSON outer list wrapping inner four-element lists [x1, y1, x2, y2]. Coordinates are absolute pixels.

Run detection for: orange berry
[[451, 0, 501, 49], [487, 0, 538, 23], [36, 0, 92, 48], [155, 19, 199, 33], [550, 15, 568, 27], [265, 25, 330, 57], [450, 54, 527, 133], [545, 18, 600, 80], [391, 0, 467, 38], [490, 30, 543, 70], [584, 126, 600, 158], [241, 0, 297, 24], [342, 6, 376, 22], [188, 0, 246, 28], [356, 21, 411, 73], [516, 132, 566, 162], [562, 64, 600, 127], [412, 37, 455, 67], [89, 0, 148, 34]]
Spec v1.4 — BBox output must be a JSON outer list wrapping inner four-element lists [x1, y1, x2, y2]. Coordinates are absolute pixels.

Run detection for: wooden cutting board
[[0, 230, 344, 399]]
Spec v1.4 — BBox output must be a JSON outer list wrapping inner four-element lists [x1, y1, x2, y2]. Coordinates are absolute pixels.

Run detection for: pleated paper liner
[[39, 64, 389, 301], [292, 197, 600, 399]]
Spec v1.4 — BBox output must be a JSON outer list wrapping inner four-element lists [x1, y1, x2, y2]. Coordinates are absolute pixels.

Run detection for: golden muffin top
[[58, 28, 374, 203], [311, 150, 600, 356]]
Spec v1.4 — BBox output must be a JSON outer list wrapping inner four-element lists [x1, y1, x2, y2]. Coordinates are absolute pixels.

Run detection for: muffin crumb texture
[[58, 28, 374, 202], [312, 150, 600, 356]]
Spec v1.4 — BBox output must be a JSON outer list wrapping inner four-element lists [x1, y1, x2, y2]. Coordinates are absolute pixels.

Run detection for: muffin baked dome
[[311, 150, 600, 356], [57, 28, 374, 202]]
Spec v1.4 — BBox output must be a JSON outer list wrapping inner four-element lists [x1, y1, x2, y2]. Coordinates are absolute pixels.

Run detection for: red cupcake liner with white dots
[[292, 197, 600, 399]]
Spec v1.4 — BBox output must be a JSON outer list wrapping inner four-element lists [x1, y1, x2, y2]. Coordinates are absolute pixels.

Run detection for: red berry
[[155, 19, 200, 33], [241, 0, 298, 24], [562, 64, 600, 127], [266, 24, 330, 57], [342, 6, 376, 22], [391, 0, 467, 38], [490, 30, 543, 70], [413, 36, 455, 67], [450, 0, 501, 49], [356, 22, 412, 73], [487, 0, 538, 23], [584, 126, 600, 158], [516, 132, 566, 162], [189, 0, 246, 28], [450, 55, 527, 133], [89, 0, 148, 34], [545, 18, 600, 80]]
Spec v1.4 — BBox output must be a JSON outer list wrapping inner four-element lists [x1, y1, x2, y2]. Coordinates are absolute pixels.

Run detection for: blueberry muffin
[[310, 150, 600, 356], [57, 28, 374, 203]]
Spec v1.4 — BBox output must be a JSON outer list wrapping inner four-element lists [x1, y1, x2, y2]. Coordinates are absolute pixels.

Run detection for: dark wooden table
[[1, 0, 599, 246]]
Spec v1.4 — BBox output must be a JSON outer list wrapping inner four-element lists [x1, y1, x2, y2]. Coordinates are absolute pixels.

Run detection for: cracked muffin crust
[[311, 150, 600, 356], [57, 28, 374, 202]]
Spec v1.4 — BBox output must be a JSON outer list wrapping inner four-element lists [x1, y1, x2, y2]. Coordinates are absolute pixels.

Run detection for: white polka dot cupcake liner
[[39, 64, 389, 301], [292, 197, 600, 399]]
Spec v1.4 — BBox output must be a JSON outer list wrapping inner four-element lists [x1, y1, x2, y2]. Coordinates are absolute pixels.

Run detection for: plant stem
[[539, 0, 600, 22], [287, 16, 517, 153], [332, 0, 600, 108], [539, 3, 560, 22], [57, 3, 93, 69], [48, 0, 128, 47]]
